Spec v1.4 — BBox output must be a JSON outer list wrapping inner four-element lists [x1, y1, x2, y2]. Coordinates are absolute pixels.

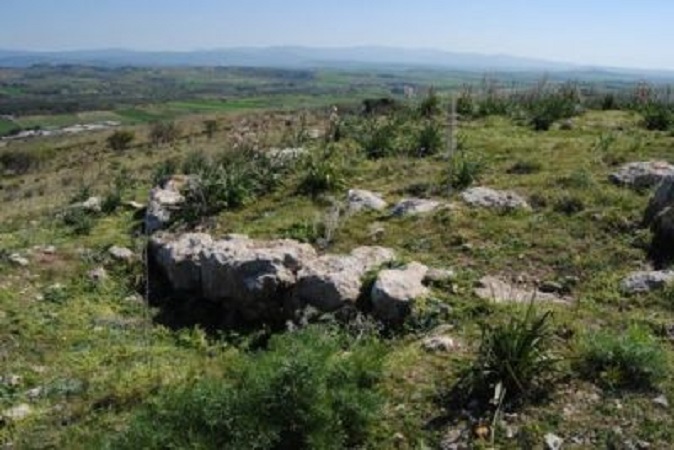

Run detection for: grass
[[1, 102, 674, 448]]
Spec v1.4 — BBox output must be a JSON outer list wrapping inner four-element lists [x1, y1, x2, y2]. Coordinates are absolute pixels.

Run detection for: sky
[[2, 0, 674, 70]]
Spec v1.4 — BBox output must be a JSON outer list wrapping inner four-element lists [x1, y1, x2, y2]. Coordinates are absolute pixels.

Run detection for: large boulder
[[610, 161, 674, 190], [371, 262, 429, 324], [621, 270, 674, 295], [149, 233, 398, 322], [347, 189, 388, 212], [295, 246, 396, 311], [643, 177, 674, 264], [461, 187, 530, 211], [391, 198, 442, 217]]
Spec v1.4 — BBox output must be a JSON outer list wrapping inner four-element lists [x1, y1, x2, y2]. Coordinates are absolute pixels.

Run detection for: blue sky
[[2, 0, 674, 70]]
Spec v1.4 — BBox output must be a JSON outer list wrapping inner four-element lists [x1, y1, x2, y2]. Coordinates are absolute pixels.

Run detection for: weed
[[298, 147, 347, 197], [642, 103, 672, 131], [414, 121, 444, 157], [149, 121, 180, 146], [106, 130, 135, 151], [61, 207, 95, 235], [577, 325, 667, 391], [553, 196, 585, 215]]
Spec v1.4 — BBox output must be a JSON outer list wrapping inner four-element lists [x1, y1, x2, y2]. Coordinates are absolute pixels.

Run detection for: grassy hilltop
[[1, 80, 674, 448]]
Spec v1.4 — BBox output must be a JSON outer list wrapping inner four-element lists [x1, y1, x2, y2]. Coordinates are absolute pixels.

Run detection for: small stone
[[391, 198, 442, 217], [108, 246, 135, 262], [2, 403, 32, 422], [609, 161, 674, 189], [424, 268, 456, 284], [545, 433, 564, 450], [88, 267, 109, 283], [25, 387, 43, 400], [8, 253, 29, 267], [653, 395, 669, 409], [124, 201, 145, 211], [81, 196, 102, 213], [621, 270, 674, 294], [422, 336, 458, 353], [539, 281, 564, 294], [461, 187, 530, 211], [347, 189, 388, 212]]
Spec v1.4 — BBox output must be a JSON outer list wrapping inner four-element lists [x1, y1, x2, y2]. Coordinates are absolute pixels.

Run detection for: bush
[[203, 119, 218, 139], [553, 196, 585, 215], [642, 103, 672, 131], [0, 149, 42, 175], [459, 302, 556, 407], [577, 325, 667, 391], [149, 121, 180, 146], [448, 152, 483, 191], [418, 88, 441, 118], [111, 327, 387, 450], [527, 95, 577, 131], [298, 147, 346, 197], [181, 150, 211, 175], [507, 160, 542, 175], [106, 130, 135, 151], [61, 207, 95, 235], [357, 118, 398, 160], [414, 121, 444, 157], [151, 159, 179, 186]]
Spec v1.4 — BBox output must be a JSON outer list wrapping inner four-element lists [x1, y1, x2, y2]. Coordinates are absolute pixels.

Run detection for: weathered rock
[[88, 267, 109, 284], [461, 187, 530, 211], [422, 335, 458, 353], [347, 189, 388, 212], [150, 233, 214, 292], [2, 403, 32, 422], [371, 262, 429, 324], [474, 276, 570, 304], [610, 161, 674, 190], [145, 177, 188, 234], [295, 246, 396, 311], [424, 268, 456, 284], [108, 246, 135, 262], [80, 196, 102, 213], [392, 198, 442, 217], [268, 147, 308, 164], [545, 433, 564, 450], [621, 270, 674, 294], [653, 395, 669, 409], [8, 253, 29, 267]]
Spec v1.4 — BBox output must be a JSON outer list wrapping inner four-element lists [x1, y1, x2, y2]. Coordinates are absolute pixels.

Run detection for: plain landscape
[[3, 4, 674, 449]]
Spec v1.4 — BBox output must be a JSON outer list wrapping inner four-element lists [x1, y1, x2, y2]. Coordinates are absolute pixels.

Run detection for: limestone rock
[[610, 161, 674, 190], [8, 253, 29, 267], [145, 176, 189, 234], [461, 187, 530, 211], [392, 198, 442, 217], [422, 335, 458, 353], [2, 403, 32, 422], [347, 189, 388, 212], [88, 267, 109, 284], [81, 196, 102, 213], [474, 276, 570, 304], [621, 270, 674, 294], [108, 246, 135, 262], [295, 246, 396, 311], [371, 262, 429, 324]]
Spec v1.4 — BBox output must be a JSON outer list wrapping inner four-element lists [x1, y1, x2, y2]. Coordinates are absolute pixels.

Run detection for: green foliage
[[527, 94, 578, 131], [448, 150, 483, 191], [577, 326, 667, 391], [507, 160, 542, 175], [414, 121, 444, 157], [149, 121, 180, 146], [151, 159, 179, 186], [298, 147, 347, 197], [418, 88, 441, 118], [101, 169, 133, 214], [553, 195, 585, 215], [106, 130, 135, 151], [181, 150, 211, 175], [0, 148, 43, 175], [111, 327, 387, 450], [61, 207, 95, 235], [356, 118, 398, 159], [641, 103, 673, 131], [460, 302, 556, 406], [203, 119, 218, 139]]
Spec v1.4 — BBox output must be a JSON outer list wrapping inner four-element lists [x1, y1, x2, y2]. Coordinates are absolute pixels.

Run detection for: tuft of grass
[[298, 146, 347, 197], [576, 325, 667, 391]]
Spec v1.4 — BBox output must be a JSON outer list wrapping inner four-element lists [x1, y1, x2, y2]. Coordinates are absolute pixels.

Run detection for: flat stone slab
[[621, 270, 674, 294], [610, 161, 674, 189], [347, 189, 388, 212], [474, 276, 571, 304], [391, 198, 442, 217], [461, 187, 530, 211]]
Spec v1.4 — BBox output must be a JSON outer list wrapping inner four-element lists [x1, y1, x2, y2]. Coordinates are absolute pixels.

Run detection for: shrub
[[151, 159, 179, 186], [149, 121, 180, 146], [419, 88, 441, 118], [106, 130, 135, 151], [0, 149, 42, 175], [507, 160, 542, 175], [459, 302, 556, 407], [298, 147, 346, 197], [642, 103, 672, 131], [61, 207, 94, 235], [414, 121, 444, 157], [553, 196, 585, 215], [357, 118, 398, 159], [181, 150, 211, 175], [101, 169, 132, 214], [111, 327, 387, 450], [448, 153, 483, 191], [203, 119, 218, 139], [577, 325, 667, 391], [527, 95, 577, 131]]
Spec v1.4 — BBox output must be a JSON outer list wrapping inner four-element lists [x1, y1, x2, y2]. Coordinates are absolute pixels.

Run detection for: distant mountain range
[[1, 46, 673, 79]]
